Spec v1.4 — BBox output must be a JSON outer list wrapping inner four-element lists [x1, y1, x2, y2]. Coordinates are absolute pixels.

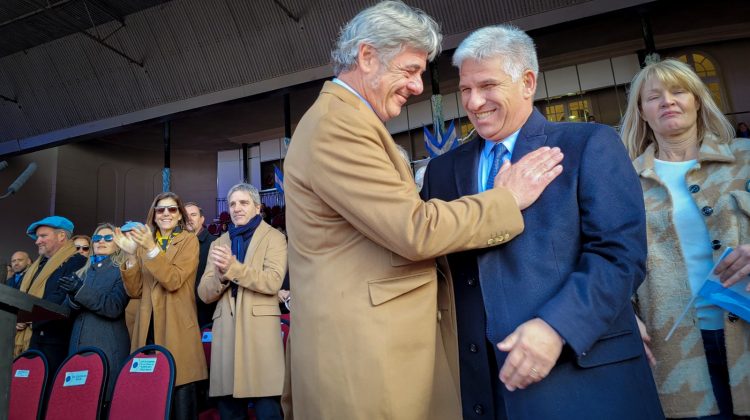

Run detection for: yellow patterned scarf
[[14, 242, 78, 356]]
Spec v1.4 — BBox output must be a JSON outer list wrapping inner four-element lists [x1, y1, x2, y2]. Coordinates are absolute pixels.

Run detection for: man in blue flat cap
[[15, 216, 86, 387]]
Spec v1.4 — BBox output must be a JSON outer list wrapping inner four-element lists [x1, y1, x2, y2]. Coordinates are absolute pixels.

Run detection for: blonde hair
[[91, 223, 127, 267], [620, 58, 734, 160]]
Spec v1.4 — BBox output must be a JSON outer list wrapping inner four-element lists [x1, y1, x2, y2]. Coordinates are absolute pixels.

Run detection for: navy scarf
[[228, 215, 262, 296]]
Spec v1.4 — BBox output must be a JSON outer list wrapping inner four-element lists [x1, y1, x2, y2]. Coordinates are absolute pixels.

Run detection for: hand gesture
[[129, 224, 158, 252], [494, 147, 563, 210], [210, 245, 236, 275], [497, 317, 563, 391], [715, 244, 750, 291], [59, 274, 84, 295], [113, 228, 138, 254]]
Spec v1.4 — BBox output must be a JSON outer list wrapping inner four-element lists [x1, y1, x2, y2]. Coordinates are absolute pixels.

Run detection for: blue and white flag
[[666, 247, 750, 340], [274, 165, 284, 194], [697, 247, 750, 322], [424, 120, 459, 158]]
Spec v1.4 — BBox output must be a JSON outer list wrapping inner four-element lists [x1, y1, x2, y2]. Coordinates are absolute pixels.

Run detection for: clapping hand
[[59, 274, 83, 295], [113, 228, 138, 254], [128, 224, 157, 251], [210, 245, 235, 275]]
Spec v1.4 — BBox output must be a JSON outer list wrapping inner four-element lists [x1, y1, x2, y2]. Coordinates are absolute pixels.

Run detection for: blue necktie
[[486, 142, 508, 190]]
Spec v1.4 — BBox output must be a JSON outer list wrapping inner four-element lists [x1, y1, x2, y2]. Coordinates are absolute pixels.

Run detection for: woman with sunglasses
[[60, 223, 131, 404], [72, 234, 92, 258], [116, 191, 207, 420]]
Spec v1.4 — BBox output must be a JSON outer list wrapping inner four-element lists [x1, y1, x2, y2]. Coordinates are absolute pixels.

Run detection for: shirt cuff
[[146, 246, 161, 260]]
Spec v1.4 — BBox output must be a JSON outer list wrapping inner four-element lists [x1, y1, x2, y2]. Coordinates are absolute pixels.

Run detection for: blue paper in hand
[[120, 221, 144, 232], [698, 247, 750, 322]]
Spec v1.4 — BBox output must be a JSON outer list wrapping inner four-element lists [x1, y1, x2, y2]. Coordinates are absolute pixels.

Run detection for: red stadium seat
[[10, 350, 47, 420], [45, 347, 108, 420], [108, 345, 175, 420]]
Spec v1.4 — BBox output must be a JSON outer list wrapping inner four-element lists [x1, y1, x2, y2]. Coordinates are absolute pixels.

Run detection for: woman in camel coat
[[118, 192, 208, 419]]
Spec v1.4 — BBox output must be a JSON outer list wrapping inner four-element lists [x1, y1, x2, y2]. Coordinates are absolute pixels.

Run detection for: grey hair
[[57, 229, 72, 239], [227, 183, 261, 207], [331, 0, 442, 75], [452, 25, 538, 81]]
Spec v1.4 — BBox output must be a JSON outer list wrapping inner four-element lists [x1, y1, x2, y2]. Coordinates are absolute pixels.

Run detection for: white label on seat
[[63, 370, 88, 387], [202, 331, 212, 343], [14, 370, 29, 378], [129, 357, 157, 373]]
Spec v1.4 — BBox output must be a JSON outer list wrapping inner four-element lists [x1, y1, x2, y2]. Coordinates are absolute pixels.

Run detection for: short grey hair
[[227, 183, 261, 207], [452, 25, 538, 81], [331, 0, 442, 75]]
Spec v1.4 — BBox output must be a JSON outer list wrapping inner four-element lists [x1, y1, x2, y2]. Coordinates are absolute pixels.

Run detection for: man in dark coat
[[6, 251, 31, 289], [421, 25, 664, 419], [185, 202, 217, 328], [18, 216, 86, 388]]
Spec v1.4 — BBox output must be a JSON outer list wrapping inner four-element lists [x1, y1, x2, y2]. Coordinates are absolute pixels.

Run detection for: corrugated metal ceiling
[[3, 0, 644, 153]]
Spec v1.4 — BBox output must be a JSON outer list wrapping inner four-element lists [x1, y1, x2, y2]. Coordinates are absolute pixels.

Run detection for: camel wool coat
[[198, 221, 287, 398], [121, 231, 208, 386], [283, 81, 526, 420]]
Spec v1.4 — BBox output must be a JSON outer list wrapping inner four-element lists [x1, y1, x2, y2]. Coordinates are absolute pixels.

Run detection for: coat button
[[474, 404, 484, 415], [728, 313, 739, 323], [470, 343, 479, 353], [701, 206, 713, 216], [711, 240, 722, 250], [688, 184, 700, 193], [467, 278, 476, 286]]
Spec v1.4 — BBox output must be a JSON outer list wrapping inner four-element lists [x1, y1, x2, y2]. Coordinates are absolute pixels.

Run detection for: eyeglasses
[[75, 245, 90, 251], [155, 206, 179, 214], [92, 234, 114, 243]]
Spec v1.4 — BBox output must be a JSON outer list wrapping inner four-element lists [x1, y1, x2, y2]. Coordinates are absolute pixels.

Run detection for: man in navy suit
[[421, 25, 664, 419]]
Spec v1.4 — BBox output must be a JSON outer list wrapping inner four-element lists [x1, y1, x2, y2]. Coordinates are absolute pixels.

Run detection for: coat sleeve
[[536, 126, 648, 356], [197, 239, 230, 304], [308, 113, 524, 262], [143, 234, 199, 292], [120, 256, 143, 298], [72, 267, 129, 319], [34, 255, 86, 330], [222, 230, 287, 296]]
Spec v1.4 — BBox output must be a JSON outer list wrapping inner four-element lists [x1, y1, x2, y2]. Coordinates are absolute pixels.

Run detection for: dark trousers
[[172, 382, 198, 420], [217, 395, 282, 420], [676, 329, 733, 420]]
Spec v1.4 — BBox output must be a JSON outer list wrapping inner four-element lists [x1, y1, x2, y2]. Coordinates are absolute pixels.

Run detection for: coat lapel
[[455, 136, 482, 196], [511, 108, 549, 162]]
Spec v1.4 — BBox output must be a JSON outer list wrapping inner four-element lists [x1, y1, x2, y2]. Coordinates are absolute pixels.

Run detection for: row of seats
[[10, 345, 175, 420]]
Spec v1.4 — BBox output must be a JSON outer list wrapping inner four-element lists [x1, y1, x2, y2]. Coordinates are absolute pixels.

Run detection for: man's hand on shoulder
[[496, 317, 564, 391], [494, 147, 563, 210]]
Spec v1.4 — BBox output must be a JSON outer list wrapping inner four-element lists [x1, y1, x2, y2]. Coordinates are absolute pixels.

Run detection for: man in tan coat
[[199, 183, 287, 419], [283, 1, 564, 419]]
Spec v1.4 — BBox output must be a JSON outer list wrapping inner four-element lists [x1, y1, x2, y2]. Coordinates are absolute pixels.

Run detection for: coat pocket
[[575, 329, 641, 368], [252, 305, 281, 316], [368, 272, 432, 306]]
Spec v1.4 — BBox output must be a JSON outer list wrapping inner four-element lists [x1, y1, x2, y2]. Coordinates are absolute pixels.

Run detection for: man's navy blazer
[[421, 109, 664, 419]]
